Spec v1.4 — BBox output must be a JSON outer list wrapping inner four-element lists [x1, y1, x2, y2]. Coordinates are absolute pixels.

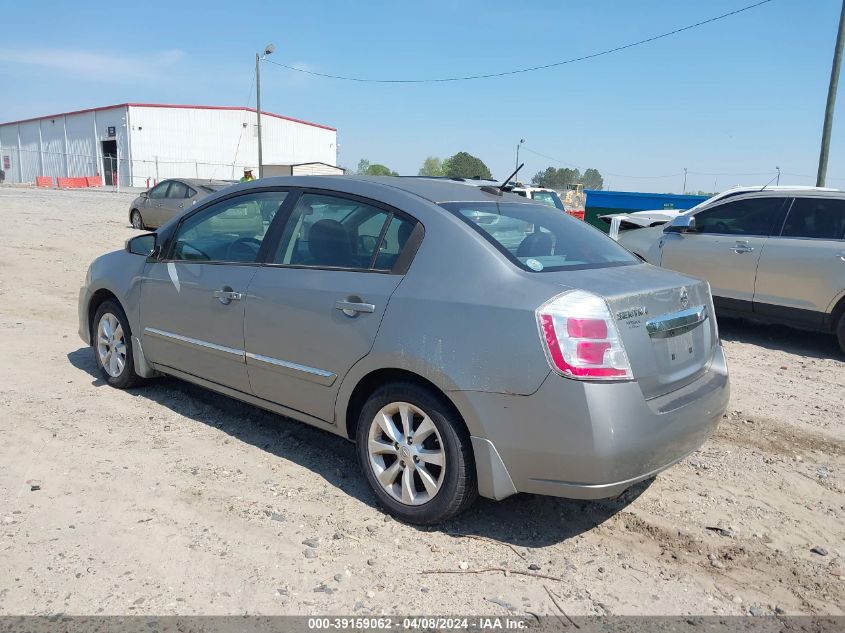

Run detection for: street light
[[515, 139, 525, 173], [256, 42, 276, 179], [776, 166, 780, 185]]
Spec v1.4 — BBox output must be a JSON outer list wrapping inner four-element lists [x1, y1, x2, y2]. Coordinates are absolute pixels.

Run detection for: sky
[[0, 0, 843, 193]]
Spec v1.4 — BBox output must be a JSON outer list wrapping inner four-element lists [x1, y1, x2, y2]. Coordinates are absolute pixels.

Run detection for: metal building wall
[[0, 106, 130, 185], [127, 105, 337, 186], [1, 104, 336, 187]]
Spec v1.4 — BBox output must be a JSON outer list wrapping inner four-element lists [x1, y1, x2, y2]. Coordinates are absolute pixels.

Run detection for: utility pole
[[817, 0, 845, 187], [515, 138, 525, 173], [255, 43, 275, 179], [683, 167, 688, 194], [776, 166, 780, 185]]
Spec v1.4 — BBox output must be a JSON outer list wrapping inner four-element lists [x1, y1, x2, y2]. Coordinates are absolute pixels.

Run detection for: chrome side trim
[[245, 352, 337, 386], [646, 305, 707, 338], [144, 327, 245, 361]]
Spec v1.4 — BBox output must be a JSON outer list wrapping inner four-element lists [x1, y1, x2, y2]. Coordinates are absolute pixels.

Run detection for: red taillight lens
[[576, 341, 611, 364], [537, 290, 633, 381], [567, 318, 607, 339]]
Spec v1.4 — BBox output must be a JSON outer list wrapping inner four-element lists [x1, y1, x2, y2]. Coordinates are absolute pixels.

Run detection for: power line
[[263, 0, 775, 83]]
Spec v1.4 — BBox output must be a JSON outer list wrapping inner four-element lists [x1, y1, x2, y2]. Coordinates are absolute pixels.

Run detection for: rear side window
[[273, 193, 416, 271], [693, 197, 787, 236], [440, 201, 637, 272], [781, 197, 845, 240], [168, 181, 188, 199]]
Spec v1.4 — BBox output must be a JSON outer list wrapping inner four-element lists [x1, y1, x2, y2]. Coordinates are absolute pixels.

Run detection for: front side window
[[781, 197, 845, 240], [693, 197, 787, 236], [273, 193, 415, 271], [441, 201, 637, 272], [168, 181, 188, 199], [149, 181, 170, 199], [170, 191, 288, 263]]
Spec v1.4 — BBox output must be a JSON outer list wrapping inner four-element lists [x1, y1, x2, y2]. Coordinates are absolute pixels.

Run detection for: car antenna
[[481, 163, 524, 196], [759, 173, 779, 192]]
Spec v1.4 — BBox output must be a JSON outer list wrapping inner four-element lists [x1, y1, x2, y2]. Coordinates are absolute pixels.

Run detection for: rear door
[[140, 189, 289, 392], [659, 196, 789, 310], [244, 191, 420, 422], [753, 196, 845, 326]]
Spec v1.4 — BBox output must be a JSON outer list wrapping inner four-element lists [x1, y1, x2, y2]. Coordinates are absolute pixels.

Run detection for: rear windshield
[[441, 201, 638, 272]]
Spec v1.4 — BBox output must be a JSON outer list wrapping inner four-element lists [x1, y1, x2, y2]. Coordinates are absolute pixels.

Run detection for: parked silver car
[[80, 176, 729, 523], [620, 188, 845, 353], [129, 179, 235, 230]]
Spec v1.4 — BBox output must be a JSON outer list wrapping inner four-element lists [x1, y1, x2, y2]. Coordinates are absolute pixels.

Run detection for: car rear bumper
[[454, 345, 729, 500]]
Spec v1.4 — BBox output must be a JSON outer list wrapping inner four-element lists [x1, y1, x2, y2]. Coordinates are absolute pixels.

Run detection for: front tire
[[130, 210, 145, 230], [356, 382, 477, 524], [837, 312, 845, 355], [93, 300, 143, 389]]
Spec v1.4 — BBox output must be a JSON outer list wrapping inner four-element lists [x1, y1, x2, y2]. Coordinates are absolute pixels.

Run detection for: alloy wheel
[[367, 401, 446, 506], [97, 313, 127, 378]]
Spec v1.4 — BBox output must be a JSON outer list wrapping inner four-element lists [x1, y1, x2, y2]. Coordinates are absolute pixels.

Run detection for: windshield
[[441, 201, 638, 272], [531, 190, 565, 210]]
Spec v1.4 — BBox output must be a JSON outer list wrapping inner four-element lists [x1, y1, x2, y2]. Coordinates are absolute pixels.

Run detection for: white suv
[[620, 188, 845, 353]]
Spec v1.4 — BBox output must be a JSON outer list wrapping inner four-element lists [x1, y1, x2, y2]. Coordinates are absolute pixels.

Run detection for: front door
[[659, 196, 788, 308], [244, 192, 418, 422], [140, 189, 289, 392], [145, 180, 171, 227]]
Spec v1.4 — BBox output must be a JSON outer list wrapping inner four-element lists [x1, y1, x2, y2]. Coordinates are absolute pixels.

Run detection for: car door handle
[[335, 300, 375, 317], [214, 289, 243, 305], [730, 245, 755, 253], [837, 251, 845, 262]]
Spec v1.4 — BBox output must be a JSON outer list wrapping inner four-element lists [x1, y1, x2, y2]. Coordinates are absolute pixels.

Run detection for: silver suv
[[622, 188, 845, 353]]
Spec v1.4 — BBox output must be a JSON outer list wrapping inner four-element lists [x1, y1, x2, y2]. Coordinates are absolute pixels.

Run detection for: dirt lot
[[0, 186, 843, 617]]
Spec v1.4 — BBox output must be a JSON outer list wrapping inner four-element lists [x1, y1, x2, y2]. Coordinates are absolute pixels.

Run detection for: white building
[[0, 103, 337, 187]]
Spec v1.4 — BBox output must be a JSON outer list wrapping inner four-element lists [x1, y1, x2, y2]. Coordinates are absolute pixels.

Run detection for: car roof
[[249, 175, 530, 204]]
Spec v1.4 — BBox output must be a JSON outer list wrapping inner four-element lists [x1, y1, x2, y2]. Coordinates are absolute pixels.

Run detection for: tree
[[442, 152, 492, 179], [365, 163, 399, 176], [418, 157, 444, 177], [531, 166, 604, 190], [356, 158, 398, 176], [532, 166, 580, 189], [581, 168, 604, 191]]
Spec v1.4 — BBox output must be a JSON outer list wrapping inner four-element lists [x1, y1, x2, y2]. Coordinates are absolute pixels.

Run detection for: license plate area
[[666, 330, 695, 363]]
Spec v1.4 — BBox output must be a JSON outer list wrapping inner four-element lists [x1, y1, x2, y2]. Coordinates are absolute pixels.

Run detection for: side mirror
[[664, 214, 696, 234], [140, 191, 149, 199], [126, 233, 158, 257]]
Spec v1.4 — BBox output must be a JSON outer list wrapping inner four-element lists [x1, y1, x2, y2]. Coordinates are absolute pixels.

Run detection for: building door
[[101, 140, 117, 186]]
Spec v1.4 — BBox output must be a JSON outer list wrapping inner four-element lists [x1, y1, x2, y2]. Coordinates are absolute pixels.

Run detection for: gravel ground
[[0, 185, 843, 616]]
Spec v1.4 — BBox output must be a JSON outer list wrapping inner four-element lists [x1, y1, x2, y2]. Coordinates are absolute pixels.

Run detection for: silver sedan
[[81, 176, 728, 524], [129, 178, 234, 230]]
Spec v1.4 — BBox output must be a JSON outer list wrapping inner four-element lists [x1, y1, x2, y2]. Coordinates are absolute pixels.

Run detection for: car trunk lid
[[544, 264, 717, 399]]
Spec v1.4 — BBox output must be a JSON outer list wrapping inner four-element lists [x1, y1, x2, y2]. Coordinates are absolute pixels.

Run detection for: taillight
[[537, 290, 633, 380]]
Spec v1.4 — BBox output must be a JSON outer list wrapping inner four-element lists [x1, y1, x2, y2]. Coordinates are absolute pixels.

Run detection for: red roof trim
[[0, 103, 336, 131]]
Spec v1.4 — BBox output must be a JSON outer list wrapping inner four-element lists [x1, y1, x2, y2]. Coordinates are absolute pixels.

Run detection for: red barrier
[[35, 176, 53, 188], [57, 177, 88, 188], [86, 175, 103, 187]]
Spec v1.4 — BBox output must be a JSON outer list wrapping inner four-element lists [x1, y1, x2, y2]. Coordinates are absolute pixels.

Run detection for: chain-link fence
[[0, 146, 250, 189]]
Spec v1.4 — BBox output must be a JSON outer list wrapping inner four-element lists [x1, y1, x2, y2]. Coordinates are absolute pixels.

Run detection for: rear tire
[[130, 210, 145, 230], [356, 382, 477, 524], [837, 312, 845, 355], [92, 300, 143, 389]]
